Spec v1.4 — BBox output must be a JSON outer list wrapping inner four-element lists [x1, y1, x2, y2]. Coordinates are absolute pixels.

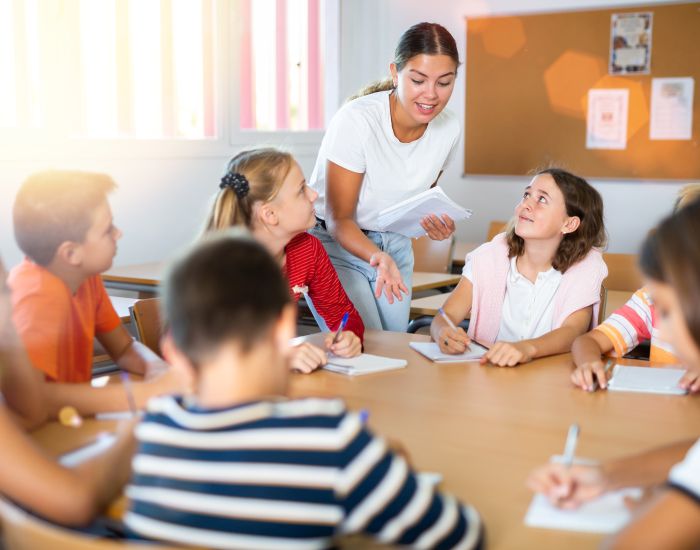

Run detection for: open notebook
[[607, 365, 687, 395], [409, 341, 488, 362], [376, 187, 472, 238], [324, 354, 407, 376]]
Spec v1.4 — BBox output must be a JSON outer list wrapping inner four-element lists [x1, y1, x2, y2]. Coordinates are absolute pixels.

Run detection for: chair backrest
[[130, 298, 162, 356], [486, 220, 508, 241], [0, 498, 182, 550], [602, 253, 643, 292], [412, 235, 455, 273], [602, 288, 634, 321]]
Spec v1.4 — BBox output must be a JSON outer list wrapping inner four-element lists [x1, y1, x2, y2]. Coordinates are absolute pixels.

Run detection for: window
[[0, 0, 215, 139], [238, 0, 334, 132]]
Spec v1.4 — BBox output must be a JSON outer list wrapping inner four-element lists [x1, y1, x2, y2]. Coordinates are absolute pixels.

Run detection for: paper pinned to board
[[376, 187, 472, 239]]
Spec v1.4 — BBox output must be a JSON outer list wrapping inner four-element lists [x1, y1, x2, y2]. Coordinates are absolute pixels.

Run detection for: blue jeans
[[310, 225, 414, 331]]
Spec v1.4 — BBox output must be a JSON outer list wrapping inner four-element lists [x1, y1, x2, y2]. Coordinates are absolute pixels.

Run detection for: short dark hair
[[507, 168, 607, 273], [639, 198, 700, 350], [162, 231, 291, 363], [13, 171, 116, 266]]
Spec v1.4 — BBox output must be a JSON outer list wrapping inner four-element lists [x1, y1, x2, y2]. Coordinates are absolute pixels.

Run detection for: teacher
[[309, 22, 461, 331]]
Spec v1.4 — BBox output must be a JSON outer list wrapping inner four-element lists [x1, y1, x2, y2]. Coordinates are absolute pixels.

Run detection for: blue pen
[[119, 370, 138, 417], [331, 312, 350, 344]]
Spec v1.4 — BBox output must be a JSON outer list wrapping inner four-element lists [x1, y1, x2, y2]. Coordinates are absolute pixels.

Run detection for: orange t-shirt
[[8, 259, 121, 383]]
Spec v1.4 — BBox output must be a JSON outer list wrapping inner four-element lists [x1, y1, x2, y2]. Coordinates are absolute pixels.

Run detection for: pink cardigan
[[465, 233, 608, 345]]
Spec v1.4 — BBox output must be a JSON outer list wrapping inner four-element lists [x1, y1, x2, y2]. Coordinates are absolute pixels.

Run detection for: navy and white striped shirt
[[125, 396, 483, 549]]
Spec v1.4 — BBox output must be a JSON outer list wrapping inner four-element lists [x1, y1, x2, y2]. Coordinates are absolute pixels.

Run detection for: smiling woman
[[308, 23, 462, 332]]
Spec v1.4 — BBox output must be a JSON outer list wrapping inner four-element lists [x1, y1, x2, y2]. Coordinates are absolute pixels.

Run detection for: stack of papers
[[409, 341, 488, 362], [324, 354, 407, 376], [376, 187, 472, 238], [607, 365, 687, 395]]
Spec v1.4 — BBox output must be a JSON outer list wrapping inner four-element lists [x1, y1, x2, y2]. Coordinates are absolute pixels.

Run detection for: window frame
[[0, 0, 339, 160]]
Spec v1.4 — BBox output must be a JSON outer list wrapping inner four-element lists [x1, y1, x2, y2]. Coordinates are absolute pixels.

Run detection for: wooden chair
[[0, 498, 183, 550], [129, 298, 162, 356], [602, 253, 642, 292], [412, 235, 455, 273], [486, 220, 508, 241]]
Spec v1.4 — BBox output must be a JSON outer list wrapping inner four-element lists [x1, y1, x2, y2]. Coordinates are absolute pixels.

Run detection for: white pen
[[438, 307, 457, 330], [562, 423, 580, 468], [591, 358, 615, 391]]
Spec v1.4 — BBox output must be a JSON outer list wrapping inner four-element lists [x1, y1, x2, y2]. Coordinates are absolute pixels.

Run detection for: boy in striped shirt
[[125, 232, 483, 549]]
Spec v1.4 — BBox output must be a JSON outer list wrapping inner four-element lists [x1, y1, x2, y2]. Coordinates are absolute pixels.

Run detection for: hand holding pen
[[438, 307, 470, 354], [324, 312, 362, 358]]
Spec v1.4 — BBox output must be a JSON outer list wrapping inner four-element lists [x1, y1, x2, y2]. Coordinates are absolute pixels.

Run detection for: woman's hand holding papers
[[420, 213, 455, 241]]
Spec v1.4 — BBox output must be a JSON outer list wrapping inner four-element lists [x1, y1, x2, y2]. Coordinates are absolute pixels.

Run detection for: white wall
[[0, 0, 686, 270], [360, 0, 687, 255]]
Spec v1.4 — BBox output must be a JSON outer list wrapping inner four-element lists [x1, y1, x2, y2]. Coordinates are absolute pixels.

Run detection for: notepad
[[60, 433, 117, 467], [524, 487, 642, 533], [409, 341, 488, 362], [323, 353, 407, 376], [607, 365, 687, 395], [376, 187, 472, 238]]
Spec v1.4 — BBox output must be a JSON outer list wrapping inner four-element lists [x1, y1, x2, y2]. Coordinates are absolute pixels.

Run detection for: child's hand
[[325, 331, 361, 358], [420, 214, 455, 241], [437, 326, 470, 354], [481, 341, 535, 367], [289, 342, 327, 374], [571, 360, 610, 391], [527, 462, 607, 509], [679, 369, 700, 393]]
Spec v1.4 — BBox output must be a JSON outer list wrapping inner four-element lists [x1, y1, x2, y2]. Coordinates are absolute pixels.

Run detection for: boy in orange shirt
[[10, 170, 169, 384]]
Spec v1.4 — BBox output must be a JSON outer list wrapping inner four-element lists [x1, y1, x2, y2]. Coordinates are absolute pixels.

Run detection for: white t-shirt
[[668, 438, 700, 502], [462, 255, 563, 341], [309, 90, 460, 231]]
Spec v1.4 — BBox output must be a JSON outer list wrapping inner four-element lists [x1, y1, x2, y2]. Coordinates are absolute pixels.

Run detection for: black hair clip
[[219, 172, 249, 199]]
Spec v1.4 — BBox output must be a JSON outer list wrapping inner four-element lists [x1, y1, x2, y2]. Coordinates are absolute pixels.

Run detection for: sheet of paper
[[376, 187, 472, 239], [609, 12, 652, 75], [650, 77, 694, 140], [409, 341, 487, 362], [324, 353, 407, 376], [586, 89, 629, 150], [524, 488, 642, 533], [607, 365, 687, 395]]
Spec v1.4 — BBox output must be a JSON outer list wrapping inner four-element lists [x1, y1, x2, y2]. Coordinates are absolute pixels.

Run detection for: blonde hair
[[675, 184, 700, 211], [204, 148, 294, 233]]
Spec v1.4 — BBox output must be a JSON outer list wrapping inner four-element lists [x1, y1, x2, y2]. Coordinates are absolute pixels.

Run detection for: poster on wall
[[650, 77, 695, 140], [586, 89, 629, 150], [609, 12, 652, 75]]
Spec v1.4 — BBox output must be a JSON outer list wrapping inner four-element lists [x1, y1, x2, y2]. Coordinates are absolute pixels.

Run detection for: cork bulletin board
[[464, 2, 700, 179]]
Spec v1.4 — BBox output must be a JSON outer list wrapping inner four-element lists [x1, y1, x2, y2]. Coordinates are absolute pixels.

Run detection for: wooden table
[[411, 272, 461, 292], [33, 331, 700, 549], [410, 293, 447, 317], [104, 262, 460, 295], [452, 241, 480, 268]]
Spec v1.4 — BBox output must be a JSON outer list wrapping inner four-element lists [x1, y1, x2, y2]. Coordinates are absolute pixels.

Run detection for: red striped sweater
[[283, 232, 364, 342]]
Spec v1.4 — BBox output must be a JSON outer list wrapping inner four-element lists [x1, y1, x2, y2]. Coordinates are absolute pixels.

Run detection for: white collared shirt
[[463, 255, 562, 341]]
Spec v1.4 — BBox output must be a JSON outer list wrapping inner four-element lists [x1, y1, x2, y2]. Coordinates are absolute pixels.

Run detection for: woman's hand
[[370, 252, 408, 304], [325, 331, 362, 358], [420, 214, 455, 241], [481, 341, 536, 367], [437, 325, 471, 354], [289, 343, 327, 374]]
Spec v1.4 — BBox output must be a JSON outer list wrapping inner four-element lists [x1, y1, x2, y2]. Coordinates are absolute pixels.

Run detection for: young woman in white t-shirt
[[309, 22, 461, 331], [527, 198, 700, 549]]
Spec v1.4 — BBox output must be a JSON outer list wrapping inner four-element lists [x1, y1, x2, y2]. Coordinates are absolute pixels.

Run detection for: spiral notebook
[[323, 353, 407, 376], [409, 341, 488, 362]]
